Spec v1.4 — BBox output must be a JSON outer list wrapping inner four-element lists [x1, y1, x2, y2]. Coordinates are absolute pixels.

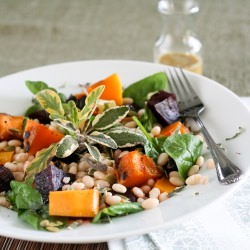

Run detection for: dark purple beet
[[0, 166, 15, 192], [34, 165, 75, 203], [67, 94, 86, 109], [147, 91, 180, 125], [28, 110, 51, 124]]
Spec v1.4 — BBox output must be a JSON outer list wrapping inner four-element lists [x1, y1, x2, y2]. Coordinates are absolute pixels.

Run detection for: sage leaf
[[63, 100, 79, 126], [87, 131, 117, 149], [92, 106, 129, 130], [53, 119, 77, 135], [36, 89, 65, 117], [78, 85, 104, 127], [84, 143, 101, 161], [106, 127, 146, 148], [56, 135, 79, 158], [163, 134, 203, 180], [25, 144, 58, 185]]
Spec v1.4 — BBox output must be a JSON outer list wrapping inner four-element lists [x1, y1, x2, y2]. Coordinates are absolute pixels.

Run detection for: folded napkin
[[108, 97, 250, 250]]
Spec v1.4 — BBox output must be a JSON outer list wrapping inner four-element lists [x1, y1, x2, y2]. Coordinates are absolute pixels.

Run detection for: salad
[[0, 72, 212, 232]]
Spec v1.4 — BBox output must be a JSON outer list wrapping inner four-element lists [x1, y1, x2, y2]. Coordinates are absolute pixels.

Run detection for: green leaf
[[56, 135, 79, 158], [106, 127, 146, 148], [25, 81, 50, 94], [84, 142, 101, 161], [36, 89, 65, 117], [78, 85, 104, 127], [8, 181, 43, 210], [25, 144, 58, 185], [53, 119, 77, 135], [163, 134, 203, 180], [87, 131, 117, 149], [123, 72, 168, 108], [25, 80, 67, 102], [139, 106, 159, 132], [63, 100, 79, 126], [92, 106, 129, 130], [92, 202, 143, 223], [144, 136, 167, 162]]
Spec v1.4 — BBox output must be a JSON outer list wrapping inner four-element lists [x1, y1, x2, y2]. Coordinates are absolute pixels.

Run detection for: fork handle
[[195, 116, 243, 184]]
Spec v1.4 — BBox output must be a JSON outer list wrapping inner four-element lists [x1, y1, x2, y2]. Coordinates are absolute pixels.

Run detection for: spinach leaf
[[163, 134, 203, 180], [123, 72, 168, 108], [8, 181, 43, 210], [92, 202, 143, 223], [139, 106, 159, 132]]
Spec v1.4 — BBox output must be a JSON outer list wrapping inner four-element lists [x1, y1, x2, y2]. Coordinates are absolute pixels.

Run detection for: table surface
[[0, 0, 249, 249]]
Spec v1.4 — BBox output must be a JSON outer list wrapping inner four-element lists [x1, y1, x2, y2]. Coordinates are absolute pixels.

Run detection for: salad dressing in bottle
[[154, 0, 203, 74]]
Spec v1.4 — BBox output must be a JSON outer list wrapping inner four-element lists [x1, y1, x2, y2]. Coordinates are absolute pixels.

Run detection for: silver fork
[[166, 67, 243, 185]]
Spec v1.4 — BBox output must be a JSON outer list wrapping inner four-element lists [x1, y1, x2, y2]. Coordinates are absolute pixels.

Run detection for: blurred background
[[0, 0, 250, 95]]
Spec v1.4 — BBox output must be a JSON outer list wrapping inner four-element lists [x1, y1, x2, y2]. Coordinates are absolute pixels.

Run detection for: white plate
[[0, 60, 250, 243]]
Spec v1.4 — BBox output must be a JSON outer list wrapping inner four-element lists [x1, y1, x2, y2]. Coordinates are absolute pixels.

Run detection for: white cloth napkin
[[108, 97, 250, 250]]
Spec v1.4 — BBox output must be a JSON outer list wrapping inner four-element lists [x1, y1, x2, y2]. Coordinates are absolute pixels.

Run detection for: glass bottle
[[154, 0, 203, 74]]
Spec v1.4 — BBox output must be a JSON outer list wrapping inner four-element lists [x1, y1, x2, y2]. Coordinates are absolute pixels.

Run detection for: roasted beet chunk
[[67, 94, 86, 109], [28, 110, 51, 124], [0, 166, 15, 192], [34, 165, 75, 203], [147, 91, 180, 125]]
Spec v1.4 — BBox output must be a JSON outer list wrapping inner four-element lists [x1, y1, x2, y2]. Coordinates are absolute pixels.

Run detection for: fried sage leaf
[[87, 131, 117, 149], [106, 127, 146, 148], [36, 89, 65, 118], [56, 135, 79, 158], [92, 106, 129, 130]]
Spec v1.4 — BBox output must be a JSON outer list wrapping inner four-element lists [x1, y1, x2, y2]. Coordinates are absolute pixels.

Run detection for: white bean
[[95, 180, 110, 189], [151, 125, 161, 137], [142, 198, 159, 209], [78, 161, 90, 171], [105, 195, 121, 205], [169, 176, 185, 187], [187, 165, 200, 177], [122, 97, 134, 105], [93, 170, 106, 180], [112, 183, 127, 193], [147, 178, 155, 188], [4, 162, 17, 172], [149, 187, 160, 199], [169, 171, 179, 178], [205, 159, 215, 169], [82, 175, 95, 188], [15, 152, 29, 162], [159, 192, 168, 202], [124, 121, 137, 128], [196, 156, 205, 167], [0, 141, 7, 150], [71, 182, 85, 190], [185, 174, 202, 185], [140, 185, 151, 194], [132, 187, 145, 198], [8, 139, 22, 147], [157, 152, 169, 166]]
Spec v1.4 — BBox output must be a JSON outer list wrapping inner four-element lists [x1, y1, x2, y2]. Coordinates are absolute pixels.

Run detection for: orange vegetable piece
[[0, 113, 24, 140], [23, 119, 64, 155], [117, 151, 162, 188], [75, 73, 123, 106], [154, 176, 177, 193], [49, 189, 100, 217], [158, 121, 189, 137], [0, 151, 15, 165]]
